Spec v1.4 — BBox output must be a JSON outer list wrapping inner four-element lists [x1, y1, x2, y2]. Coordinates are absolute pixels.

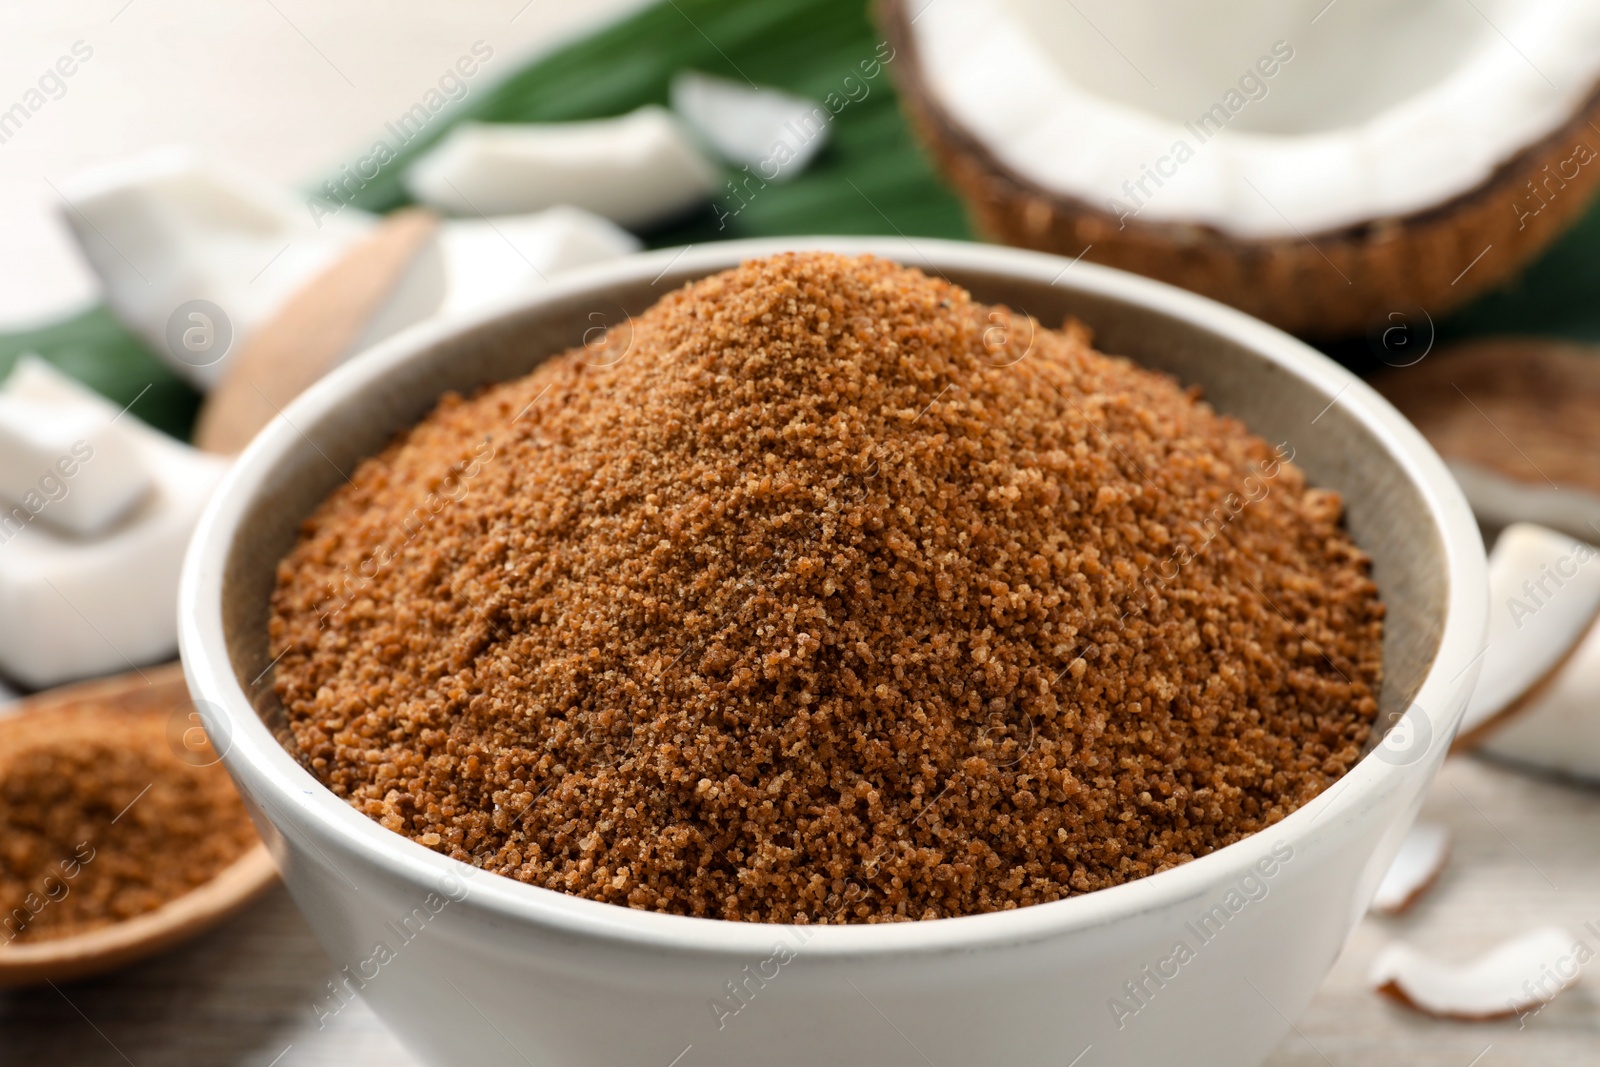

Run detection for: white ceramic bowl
[[179, 238, 1487, 1067]]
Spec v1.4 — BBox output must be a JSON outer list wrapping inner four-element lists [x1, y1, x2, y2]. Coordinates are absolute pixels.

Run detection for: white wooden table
[[4, 755, 1597, 1066]]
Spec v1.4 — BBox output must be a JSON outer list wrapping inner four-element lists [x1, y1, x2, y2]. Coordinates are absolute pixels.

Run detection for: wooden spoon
[[0, 662, 277, 988], [1372, 337, 1600, 541], [192, 206, 440, 454]]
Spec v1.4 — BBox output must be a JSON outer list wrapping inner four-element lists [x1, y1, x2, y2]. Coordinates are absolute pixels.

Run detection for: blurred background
[[0, 1, 643, 325]]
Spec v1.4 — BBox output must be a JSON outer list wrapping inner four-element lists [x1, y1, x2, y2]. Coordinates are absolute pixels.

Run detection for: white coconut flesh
[[1370, 926, 1582, 1019], [60, 147, 374, 390], [430, 207, 641, 318], [670, 71, 831, 180], [1456, 523, 1600, 744], [1371, 822, 1451, 916], [0, 358, 229, 689], [1485, 616, 1600, 782], [908, 0, 1600, 237], [404, 107, 720, 230]]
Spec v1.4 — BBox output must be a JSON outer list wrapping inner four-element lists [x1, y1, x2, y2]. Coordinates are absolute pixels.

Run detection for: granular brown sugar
[[0, 702, 258, 943], [270, 252, 1383, 923]]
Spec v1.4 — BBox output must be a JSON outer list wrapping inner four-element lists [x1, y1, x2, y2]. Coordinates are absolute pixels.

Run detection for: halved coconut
[[881, 0, 1600, 336], [1375, 338, 1600, 540]]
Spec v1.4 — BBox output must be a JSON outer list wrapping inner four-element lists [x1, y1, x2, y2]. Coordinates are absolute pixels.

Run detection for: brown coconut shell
[[879, 0, 1600, 338], [1372, 336, 1600, 494]]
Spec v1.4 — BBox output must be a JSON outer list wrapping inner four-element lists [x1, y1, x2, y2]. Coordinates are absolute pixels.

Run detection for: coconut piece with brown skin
[[1452, 523, 1600, 752], [1370, 823, 1451, 917], [1371, 927, 1584, 1020], [879, 0, 1600, 338]]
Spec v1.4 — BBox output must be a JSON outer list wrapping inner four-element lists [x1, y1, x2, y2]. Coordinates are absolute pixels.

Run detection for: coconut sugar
[[0, 706, 257, 943], [270, 252, 1383, 923]]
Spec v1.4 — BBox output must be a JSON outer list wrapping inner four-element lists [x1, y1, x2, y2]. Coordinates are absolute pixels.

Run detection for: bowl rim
[[179, 235, 1488, 960]]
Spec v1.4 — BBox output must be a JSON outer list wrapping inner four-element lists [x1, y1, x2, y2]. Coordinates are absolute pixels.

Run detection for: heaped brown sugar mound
[[269, 252, 1383, 924]]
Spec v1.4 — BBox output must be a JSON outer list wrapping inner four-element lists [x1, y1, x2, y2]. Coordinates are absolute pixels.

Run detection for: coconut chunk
[[404, 107, 720, 229], [1484, 618, 1600, 781], [58, 147, 374, 390], [1372, 927, 1583, 1020], [1453, 523, 1600, 750], [0, 359, 229, 689], [0, 388, 151, 537], [670, 71, 829, 180], [433, 206, 641, 318], [1371, 823, 1451, 916]]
